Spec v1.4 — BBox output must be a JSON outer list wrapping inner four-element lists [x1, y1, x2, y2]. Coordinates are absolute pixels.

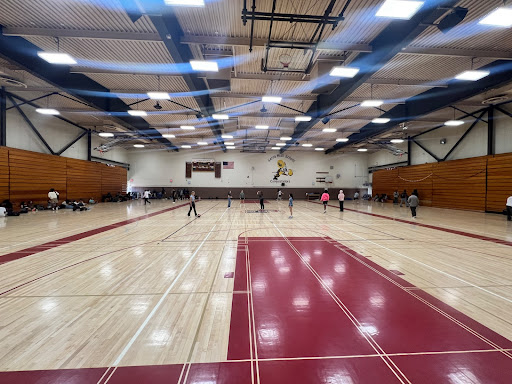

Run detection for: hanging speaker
[[437, 7, 468, 34]]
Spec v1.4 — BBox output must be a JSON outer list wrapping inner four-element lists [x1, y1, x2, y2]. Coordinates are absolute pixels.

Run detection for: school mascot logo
[[273, 159, 293, 180]]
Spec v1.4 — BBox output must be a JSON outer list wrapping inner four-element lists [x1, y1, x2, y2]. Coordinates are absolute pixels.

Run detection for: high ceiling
[[1, 0, 512, 154]]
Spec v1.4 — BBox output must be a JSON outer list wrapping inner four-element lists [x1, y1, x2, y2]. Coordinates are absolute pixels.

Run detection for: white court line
[[302, 202, 512, 305], [111, 207, 229, 367]]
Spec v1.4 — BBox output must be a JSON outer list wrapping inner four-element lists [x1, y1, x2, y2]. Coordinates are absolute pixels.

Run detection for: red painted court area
[[2, 236, 512, 383]]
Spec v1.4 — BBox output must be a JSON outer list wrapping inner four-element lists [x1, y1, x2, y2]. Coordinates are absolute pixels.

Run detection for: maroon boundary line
[[0, 202, 191, 265], [311, 201, 512, 247]]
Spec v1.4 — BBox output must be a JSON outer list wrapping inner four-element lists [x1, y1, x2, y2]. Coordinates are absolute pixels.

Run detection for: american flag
[[223, 161, 234, 169]]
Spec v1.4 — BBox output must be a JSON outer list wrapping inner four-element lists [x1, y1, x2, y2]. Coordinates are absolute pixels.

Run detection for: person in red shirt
[[321, 190, 330, 214]]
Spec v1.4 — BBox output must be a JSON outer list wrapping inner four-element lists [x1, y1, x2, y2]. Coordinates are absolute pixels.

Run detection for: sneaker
[[323, 211, 326, 214]]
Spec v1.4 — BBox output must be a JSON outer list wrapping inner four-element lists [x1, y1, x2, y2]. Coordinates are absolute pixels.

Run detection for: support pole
[[87, 130, 92, 161], [0, 86, 6, 146], [487, 106, 494, 156], [407, 137, 411, 166]]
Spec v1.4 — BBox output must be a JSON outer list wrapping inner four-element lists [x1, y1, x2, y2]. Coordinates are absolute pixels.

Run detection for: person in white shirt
[[188, 191, 199, 217], [0, 206, 6, 217], [143, 190, 151, 205], [338, 190, 345, 212], [277, 189, 283, 201], [506, 195, 512, 221], [48, 188, 59, 211]]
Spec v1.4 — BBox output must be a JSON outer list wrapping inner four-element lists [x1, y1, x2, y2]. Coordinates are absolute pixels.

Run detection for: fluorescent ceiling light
[[479, 7, 512, 27], [390, 139, 404, 143], [376, 0, 424, 20], [444, 120, 464, 126], [262, 96, 282, 103], [255, 125, 269, 129], [302, 143, 313, 147], [323, 128, 337, 133], [133, 144, 145, 148], [454, 70, 490, 81], [181, 145, 192, 148], [35, 108, 60, 115], [295, 116, 312, 122], [226, 146, 236, 149], [361, 100, 384, 107], [99, 132, 114, 137], [329, 66, 360, 78], [280, 136, 292, 141], [37, 52, 77, 65], [162, 134, 175, 138], [181, 125, 195, 130], [190, 60, 218, 72], [372, 118, 390, 124], [212, 114, 229, 120], [271, 147, 280, 150], [128, 110, 147, 116], [315, 148, 325, 151], [276, 143, 286, 146], [197, 141, 208, 146], [147, 92, 170, 100], [357, 148, 368, 152], [224, 142, 235, 146], [221, 134, 233, 139], [336, 138, 349, 142], [164, 0, 205, 6]]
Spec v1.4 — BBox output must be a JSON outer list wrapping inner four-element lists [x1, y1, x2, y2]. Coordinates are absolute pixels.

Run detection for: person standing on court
[[393, 190, 399, 205], [239, 190, 245, 202], [288, 193, 294, 219], [188, 191, 199, 217], [338, 189, 345, 212], [257, 190, 264, 210], [277, 189, 283, 201], [321, 190, 330, 213], [354, 191, 359, 202], [143, 190, 151, 205], [506, 195, 512, 221], [400, 189, 409, 207], [227, 191, 232, 208], [408, 191, 419, 219], [48, 188, 60, 211]]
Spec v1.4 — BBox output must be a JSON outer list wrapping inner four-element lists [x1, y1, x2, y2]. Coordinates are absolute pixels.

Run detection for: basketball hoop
[[279, 54, 292, 70]]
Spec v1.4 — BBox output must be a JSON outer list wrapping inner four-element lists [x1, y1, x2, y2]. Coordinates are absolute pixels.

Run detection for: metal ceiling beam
[[148, 13, 226, 152], [2, 27, 160, 42], [326, 60, 512, 154], [0, 29, 179, 151], [280, 0, 460, 153], [400, 47, 512, 60], [210, 92, 316, 101]]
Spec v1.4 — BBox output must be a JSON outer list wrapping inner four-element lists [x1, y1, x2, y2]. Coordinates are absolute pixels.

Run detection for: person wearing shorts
[[321, 190, 330, 213]]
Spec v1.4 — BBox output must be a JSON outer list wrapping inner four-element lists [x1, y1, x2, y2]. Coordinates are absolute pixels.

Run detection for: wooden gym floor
[[0, 198, 511, 383]]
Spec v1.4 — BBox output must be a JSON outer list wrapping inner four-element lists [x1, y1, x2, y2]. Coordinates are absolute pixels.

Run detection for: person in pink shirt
[[321, 190, 330, 213]]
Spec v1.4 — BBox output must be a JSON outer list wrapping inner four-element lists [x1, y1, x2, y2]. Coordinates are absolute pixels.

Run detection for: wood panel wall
[[0, 146, 127, 207], [372, 154, 512, 212], [487, 153, 512, 213]]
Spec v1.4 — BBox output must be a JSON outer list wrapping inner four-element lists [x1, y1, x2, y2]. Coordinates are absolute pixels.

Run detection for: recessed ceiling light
[[224, 142, 235, 146], [181, 145, 192, 148], [302, 143, 313, 147], [197, 141, 208, 146], [295, 116, 312, 122], [361, 100, 384, 107], [162, 133, 175, 138], [336, 138, 349, 142], [147, 92, 170, 100], [372, 118, 390, 124], [190, 60, 218, 72], [212, 114, 229, 120], [479, 7, 512, 27], [315, 147, 325, 151], [276, 142, 286, 146], [165, 0, 204, 5], [329, 66, 360, 78], [128, 110, 147, 116], [444, 120, 464, 126], [255, 125, 269, 129], [181, 125, 195, 130], [271, 147, 280, 150], [99, 132, 114, 137], [390, 139, 404, 143], [322, 128, 337, 133], [454, 70, 490, 81], [37, 52, 77, 65], [133, 144, 145, 148], [357, 148, 368, 152], [280, 136, 292, 141], [262, 96, 282, 103], [221, 134, 233, 139], [376, 0, 424, 20], [35, 108, 60, 115]]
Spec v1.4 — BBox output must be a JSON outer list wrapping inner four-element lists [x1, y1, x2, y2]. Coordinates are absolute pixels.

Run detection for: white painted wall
[[127, 149, 369, 190], [368, 143, 408, 168], [5, 99, 128, 164]]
